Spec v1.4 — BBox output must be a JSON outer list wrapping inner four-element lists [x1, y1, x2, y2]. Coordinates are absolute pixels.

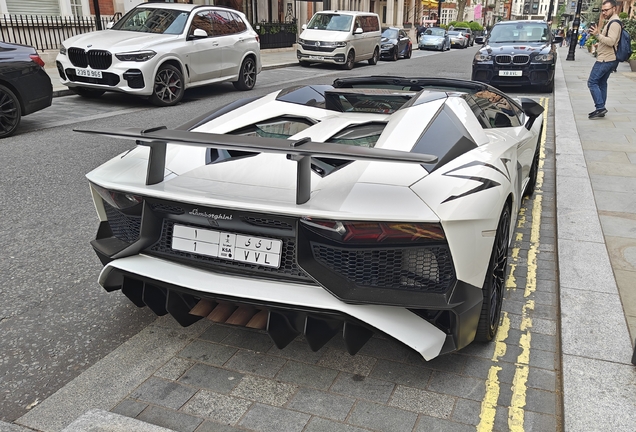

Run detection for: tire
[[475, 205, 511, 342], [391, 47, 399, 61], [299, 61, 311, 67], [71, 87, 105, 98], [150, 64, 184, 107], [405, 45, 412, 59], [233, 57, 257, 91], [368, 47, 379, 65], [524, 130, 542, 197], [540, 80, 555, 93], [0, 84, 21, 139], [342, 50, 355, 70]]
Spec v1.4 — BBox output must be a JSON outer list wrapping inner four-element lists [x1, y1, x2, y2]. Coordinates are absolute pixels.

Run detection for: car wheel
[[368, 47, 379, 65], [475, 205, 510, 342], [299, 61, 311, 67], [150, 64, 184, 107], [233, 57, 257, 91], [342, 50, 355, 70], [524, 130, 542, 197], [0, 84, 21, 139], [405, 46, 412, 59], [71, 87, 106, 98], [392, 47, 399, 61], [540, 80, 555, 93]]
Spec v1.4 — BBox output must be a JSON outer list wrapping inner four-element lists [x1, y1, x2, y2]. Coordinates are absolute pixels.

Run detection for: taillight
[[30, 54, 45, 68], [91, 183, 143, 210], [301, 218, 445, 243], [255, 34, 260, 44]]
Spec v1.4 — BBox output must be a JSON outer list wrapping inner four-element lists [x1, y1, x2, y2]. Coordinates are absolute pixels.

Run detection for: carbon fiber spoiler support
[[75, 126, 438, 205]]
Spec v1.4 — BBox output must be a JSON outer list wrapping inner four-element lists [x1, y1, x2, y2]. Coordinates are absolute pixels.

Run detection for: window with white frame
[[70, 0, 83, 16]]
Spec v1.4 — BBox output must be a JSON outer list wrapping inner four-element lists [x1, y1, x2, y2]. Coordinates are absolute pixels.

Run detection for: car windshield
[[112, 8, 189, 34], [307, 14, 353, 32], [424, 28, 445, 36], [448, 31, 461, 36], [382, 28, 398, 38], [488, 23, 548, 43]]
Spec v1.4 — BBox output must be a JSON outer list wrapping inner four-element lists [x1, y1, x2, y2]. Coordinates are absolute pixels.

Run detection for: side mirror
[[354, 27, 363, 35], [106, 21, 114, 29], [520, 97, 545, 129], [189, 28, 208, 40], [302, 24, 307, 30]]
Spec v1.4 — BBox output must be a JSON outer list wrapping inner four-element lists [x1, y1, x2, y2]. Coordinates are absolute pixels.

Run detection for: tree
[[456, 0, 468, 24]]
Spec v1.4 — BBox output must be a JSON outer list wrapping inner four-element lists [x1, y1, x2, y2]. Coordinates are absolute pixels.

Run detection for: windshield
[[448, 31, 461, 36], [306, 14, 353, 32], [112, 8, 189, 34], [382, 28, 398, 38], [488, 23, 548, 43], [424, 28, 445, 36]]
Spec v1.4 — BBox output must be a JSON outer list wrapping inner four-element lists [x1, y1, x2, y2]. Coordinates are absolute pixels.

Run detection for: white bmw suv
[[56, 3, 261, 106]]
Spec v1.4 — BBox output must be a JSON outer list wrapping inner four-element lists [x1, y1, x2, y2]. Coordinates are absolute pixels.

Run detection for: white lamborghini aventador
[[80, 76, 544, 361]]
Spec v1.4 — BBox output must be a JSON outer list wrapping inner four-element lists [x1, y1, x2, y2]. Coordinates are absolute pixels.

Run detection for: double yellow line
[[477, 97, 548, 432]]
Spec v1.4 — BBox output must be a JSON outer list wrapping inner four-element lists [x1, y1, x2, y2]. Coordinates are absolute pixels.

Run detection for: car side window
[[190, 11, 213, 37], [464, 95, 491, 129], [229, 12, 247, 33], [359, 16, 379, 32], [471, 90, 522, 128], [211, 10, 235, 36]]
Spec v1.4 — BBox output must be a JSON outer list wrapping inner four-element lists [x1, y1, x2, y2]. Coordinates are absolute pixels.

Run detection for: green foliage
[[469, 22, 484, 31], [451, 21, 471, 28], [585, 35, 597, 46], [582, 0, 602, 28], [624, 18, 636, 41], [554, 5, 566, 29], [631, 40, 636, 60], [619, 12, 628, 19]]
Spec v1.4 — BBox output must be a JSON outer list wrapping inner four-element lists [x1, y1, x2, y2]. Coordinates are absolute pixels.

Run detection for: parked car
[[472, 20, 559, 92], [452, 27, 474, 46], [474, 34, 486, 45], [79, 75, 544, 361], [379, 27, 412, 60], [418, 27, 450, 51], [56, 3, 261, 106], [448, 31, 469, 48], [0, 41, 52, 138], [297, 11, 381, 69]]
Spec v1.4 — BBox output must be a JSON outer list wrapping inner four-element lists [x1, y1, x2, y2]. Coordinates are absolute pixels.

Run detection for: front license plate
[[171, 224, 283, 268], [499, 70, 523, 77], [309, 55, 324, 60], [75, 68, 102, 79]]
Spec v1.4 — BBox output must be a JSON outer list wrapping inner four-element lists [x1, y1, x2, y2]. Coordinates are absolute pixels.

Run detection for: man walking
[[587, 0, 621, 119]]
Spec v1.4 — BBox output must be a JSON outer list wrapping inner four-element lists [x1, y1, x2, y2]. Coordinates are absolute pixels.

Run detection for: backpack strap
[[605, 19, 622, 52]]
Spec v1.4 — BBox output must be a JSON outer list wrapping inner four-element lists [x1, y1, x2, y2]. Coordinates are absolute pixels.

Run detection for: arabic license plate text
[[499, 70, 523, 77], [171, 224, 283, 268], [75, 68, 103, 79]]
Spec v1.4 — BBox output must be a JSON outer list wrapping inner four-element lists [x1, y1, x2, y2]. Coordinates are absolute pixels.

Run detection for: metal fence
[[253, 20, 297, 49], [0, 14, 114, 51]]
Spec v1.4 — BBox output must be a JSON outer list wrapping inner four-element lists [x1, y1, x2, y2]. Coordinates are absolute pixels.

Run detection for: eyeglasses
[[601, 7, 614, 12]]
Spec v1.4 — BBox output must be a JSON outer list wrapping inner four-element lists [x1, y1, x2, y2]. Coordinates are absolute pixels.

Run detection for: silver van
[[297, 11, 381, 69]]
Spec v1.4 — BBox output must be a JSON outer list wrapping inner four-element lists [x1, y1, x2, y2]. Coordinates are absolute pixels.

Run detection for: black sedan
[[0, 41, 52, 138], [471, 21, 560, 92], [380, 27, 412, 61]]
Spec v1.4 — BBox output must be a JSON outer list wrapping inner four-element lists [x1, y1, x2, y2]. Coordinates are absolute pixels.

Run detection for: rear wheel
[[0, 84, 21, 139], [405, 45, 412, 59], [150, 64, 184, 107], [71, 87, 105, 98], [475, 205, 511, 342], [342, 50, 355, 70], [233, 57, 257, 91], [540, 80, 554, 93], [368, 47, 379, 65], [392, 47, 399, 61], [299, 61, 311, 67]]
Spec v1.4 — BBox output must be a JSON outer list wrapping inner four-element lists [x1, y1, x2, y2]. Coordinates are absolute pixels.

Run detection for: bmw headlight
[[533, 53, 554, 62], [474, 52, 492, 62], [381, 43, 393, 49], [59, 44, 66, 56], [115, 50, 157, 62]]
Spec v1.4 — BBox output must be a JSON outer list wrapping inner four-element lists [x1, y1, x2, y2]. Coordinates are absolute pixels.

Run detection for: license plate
[[309, 55, 324, 60], [75, 68, 102, 79], [171, 224, 283, 268], [499, 70, 523, 77]]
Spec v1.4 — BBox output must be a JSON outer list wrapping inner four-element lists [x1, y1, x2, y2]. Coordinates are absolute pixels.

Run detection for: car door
[[398, 29, 409, 54], [186, 9, 222, 82], [216, 11, 254, 79]]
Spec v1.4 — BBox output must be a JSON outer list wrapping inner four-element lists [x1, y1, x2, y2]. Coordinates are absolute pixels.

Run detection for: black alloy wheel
[[368, 47, 379, 65], [72, 87, 106, 98], [299, 61, 312, 67], [151, 64, 184, 107], [343, 50, 355, 70], [392, 47, 399, 61], [233, 57, 257, 91], [405, 46, 412, 59], [475, 205, 511, 342], [0, 84, 21, 139]]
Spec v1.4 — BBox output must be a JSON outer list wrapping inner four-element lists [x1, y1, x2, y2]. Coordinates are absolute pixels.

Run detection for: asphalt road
[[0, 45, 557, 429]]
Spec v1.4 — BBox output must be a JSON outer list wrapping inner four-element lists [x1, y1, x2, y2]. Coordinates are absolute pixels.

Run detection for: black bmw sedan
[[471, 21, 561, 92], [380, 27, 412, 61], [0, 41, 53, 138]]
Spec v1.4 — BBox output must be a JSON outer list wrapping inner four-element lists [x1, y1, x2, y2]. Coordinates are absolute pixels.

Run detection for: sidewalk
[[554, 46, 636, 430], [8, 46, 636, 432]]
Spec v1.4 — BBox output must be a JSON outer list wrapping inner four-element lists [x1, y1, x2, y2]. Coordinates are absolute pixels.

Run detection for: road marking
[[477, 97, 549, 432]]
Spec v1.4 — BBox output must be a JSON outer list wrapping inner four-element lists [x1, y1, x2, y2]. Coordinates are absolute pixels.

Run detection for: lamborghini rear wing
[[75, 126, 438, 205]]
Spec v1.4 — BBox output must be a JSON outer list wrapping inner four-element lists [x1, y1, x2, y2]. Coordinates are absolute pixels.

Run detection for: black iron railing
[[253, 20, 297, 49], [0, 14, 114, 51]]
